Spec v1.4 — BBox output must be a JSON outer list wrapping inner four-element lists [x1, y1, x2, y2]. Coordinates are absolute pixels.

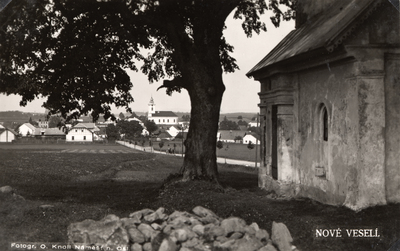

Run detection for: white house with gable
[[18, 123, 36, 136], [66, 123, 101, 142], [243, 133, 260, 145]]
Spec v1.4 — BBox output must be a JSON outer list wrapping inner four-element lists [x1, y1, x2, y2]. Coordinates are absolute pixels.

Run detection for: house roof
[[247, 0, 381, 77], [218, 130, 245, 141], [35, 128, 65, 136], [157, 131, 172, 138], [0, 128, 17, 135], [151, 111, 178, 117], [20, 123, 36, 131], [244, 132, 260, 140], [72, 123, 100, 131], [174, 131, 188, 139]]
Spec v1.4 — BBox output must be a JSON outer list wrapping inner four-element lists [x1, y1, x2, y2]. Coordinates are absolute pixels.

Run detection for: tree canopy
[[0, 0, 294, 119], [0, 0, 295, 181], [219, 116, 239, 130], [117, 120, 143, 139]]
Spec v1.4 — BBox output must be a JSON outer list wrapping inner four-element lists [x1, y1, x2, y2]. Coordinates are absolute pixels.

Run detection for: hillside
[[219, 112, 257, 122], [0, 111, 45, 124]]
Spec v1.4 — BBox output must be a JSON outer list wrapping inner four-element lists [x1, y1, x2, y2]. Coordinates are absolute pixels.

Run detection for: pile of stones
[[68, 206, 298, 251]]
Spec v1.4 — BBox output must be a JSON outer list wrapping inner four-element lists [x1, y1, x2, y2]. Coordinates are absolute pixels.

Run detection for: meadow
[[0, 143, 399, 251], [134, 140, 260, 162]]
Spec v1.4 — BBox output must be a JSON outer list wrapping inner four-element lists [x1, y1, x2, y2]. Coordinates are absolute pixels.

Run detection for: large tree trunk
[[180, 55, 225, 182]]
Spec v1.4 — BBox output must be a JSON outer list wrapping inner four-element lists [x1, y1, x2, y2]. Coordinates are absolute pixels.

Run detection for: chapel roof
[[247, 0, 381, 77]]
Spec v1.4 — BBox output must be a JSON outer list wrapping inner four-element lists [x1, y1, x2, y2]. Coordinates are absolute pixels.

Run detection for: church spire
[[148, 96, 156, 117]]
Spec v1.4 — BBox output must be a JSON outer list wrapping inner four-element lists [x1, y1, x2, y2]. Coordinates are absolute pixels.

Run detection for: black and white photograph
[[0, 0, 399, 250]]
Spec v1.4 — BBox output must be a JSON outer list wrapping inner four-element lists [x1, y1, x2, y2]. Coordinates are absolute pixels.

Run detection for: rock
[[168, 211, 198, 227], [67, 206, 297, 251], [181, 237, 200, 248], [170, 228, 188, 243], [121, 217, 141, 228], [193, 242, 213, 251], [151, 232, 168, 250], [192, 206, 218, 218], [232, 234, 264, 251], [248, 222, 260, 232], [155, 207, 169, 221], [170, 227, 195, 243], [245, 225, 257, 236], [214, 239, 236, 250], [206, 225, 226, 240], [106, 227, 130, 247], [163, 224, 174, 235], [192, 224, 205, 236], [151, 223, 162, 230], [271, 222, 293, 251], [199, 215, 220, 224], [255, 229, 270, 243], [168, 211, 192, 221], [259, 243, 278, 251], [230, 232, 244, 239], [39, 205, 54, 209], [12, 194, 25, 200], [291, 245, 299, 251], [138, 223, 158, 242], [179, 248, 192, 251], [144, 207, 168, 223], [216, 235, 229, 243], [142, 242, 152, 251], [0, 186, 13, 193], [158, 238, 178, 251], [131, 243, 142, 251], [221, 217, 247, 235], [127, 227, 146, 244], [129, 208, 155, 220]]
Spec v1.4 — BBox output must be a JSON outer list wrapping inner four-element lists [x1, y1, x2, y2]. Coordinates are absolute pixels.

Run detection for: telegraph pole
[[255, 113, 259, 169], [181, 126, 184, 157]]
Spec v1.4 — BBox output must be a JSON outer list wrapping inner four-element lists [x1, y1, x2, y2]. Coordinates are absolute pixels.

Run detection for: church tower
[[148, 96, 156, 118]]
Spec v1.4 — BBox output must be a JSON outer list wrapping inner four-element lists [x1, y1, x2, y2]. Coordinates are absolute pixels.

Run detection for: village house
[[66, 123, 101, 142], [0, 127, 17, 142], [155, 130, 173, 141], [243, 133, 260, 145], [247, 0, 399, 210], [247, 121, 258, 128], [34, 127, 66, 139], [38, 119, 49, 128], [167, 125, 180, 138], [147, 97, 179, 125], [18, 123, 36, 136]]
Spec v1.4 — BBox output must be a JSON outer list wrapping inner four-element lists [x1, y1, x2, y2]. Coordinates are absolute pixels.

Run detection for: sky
[[0, 10, 294, 114]]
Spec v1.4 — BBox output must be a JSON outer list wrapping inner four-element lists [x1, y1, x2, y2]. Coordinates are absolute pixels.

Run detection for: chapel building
[[247, 0, 400, 211]]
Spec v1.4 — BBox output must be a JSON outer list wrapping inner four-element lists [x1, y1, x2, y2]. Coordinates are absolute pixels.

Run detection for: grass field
[[0, 144, 399, 251], [132, 140, 260, 162]]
